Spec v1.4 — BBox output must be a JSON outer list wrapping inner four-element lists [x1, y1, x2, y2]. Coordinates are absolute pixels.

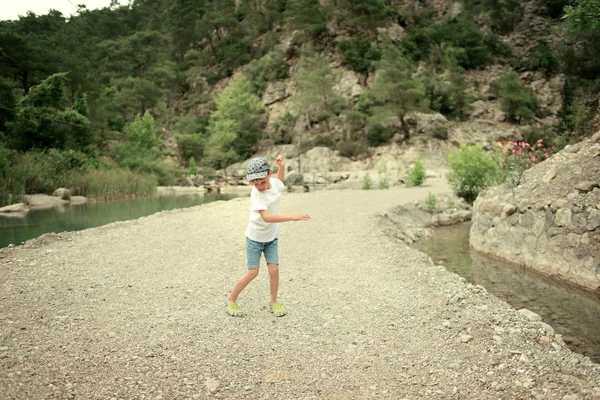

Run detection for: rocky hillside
[[166, 0, 576, 177]]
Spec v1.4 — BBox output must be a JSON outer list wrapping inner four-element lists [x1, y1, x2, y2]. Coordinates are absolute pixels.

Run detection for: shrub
[[494, 73, 539, 124], [407, 158, 427, 187], [338, 38, 382, 75], [501, 139, 555, 188], [446, 144, 502, 203], [188, 157, 198, 175], [367, 124, 393, 147], [378, 165, 390, 189], [362, 172, 372, 190], [425, 192, 437, 211], [528, 41, 559, 76]]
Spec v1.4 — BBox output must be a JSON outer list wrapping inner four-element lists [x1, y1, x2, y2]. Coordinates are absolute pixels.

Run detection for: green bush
[[494, 73, 539, 123], [367, 124, 393, 147], [362, 172, 373, 190], [528, 41, 559, 76], [338, 38, 382, 75], [425, 192, 437, 211], [407, 158, 427, 187], [446, 144, 502, 203]]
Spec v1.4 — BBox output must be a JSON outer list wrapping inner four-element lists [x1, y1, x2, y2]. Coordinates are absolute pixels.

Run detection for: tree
[[284, 0, 327, 38], [6, 73, 92, 151], [368, 43, 428, 140], [0, 12, 65, 94], [205, 75, 264, 170], [335, 0, 393, 31], [494, 73, 538, 124], [291, 53, 347, 144]]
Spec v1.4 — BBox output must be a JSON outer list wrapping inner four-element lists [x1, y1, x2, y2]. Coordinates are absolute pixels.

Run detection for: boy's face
[[251, 170, 272, 191]]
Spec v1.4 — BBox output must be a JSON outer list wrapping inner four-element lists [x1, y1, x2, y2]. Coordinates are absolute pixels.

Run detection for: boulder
[[53, 188, 71, 200], [284, 173, 304, 186]]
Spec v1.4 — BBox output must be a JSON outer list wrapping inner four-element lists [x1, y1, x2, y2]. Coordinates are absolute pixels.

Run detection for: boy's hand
[[293, 213, 311, 221], [276, 155, 285, 168]]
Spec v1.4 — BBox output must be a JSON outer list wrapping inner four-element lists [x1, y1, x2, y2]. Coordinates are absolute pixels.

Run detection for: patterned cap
[[246, 157, 270, 181]]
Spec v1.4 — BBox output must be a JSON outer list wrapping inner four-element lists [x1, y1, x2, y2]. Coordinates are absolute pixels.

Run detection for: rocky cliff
[[470, 133, 600, 293]]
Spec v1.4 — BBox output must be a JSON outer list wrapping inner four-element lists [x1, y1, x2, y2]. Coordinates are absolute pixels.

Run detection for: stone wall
[[469, 138, 600, 292]]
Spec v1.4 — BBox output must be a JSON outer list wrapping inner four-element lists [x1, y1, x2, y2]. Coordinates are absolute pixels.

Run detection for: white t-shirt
[[245, 178, 285, 242]]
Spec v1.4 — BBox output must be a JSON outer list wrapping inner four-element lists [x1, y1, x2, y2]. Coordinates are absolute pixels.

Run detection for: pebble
[[562, 395, 579, 400], [461, 335, 473, 343]]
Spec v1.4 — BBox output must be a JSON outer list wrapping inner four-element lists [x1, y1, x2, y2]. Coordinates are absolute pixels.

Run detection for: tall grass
[[0, 149, 158, 206], [70, 169, 157, 200]]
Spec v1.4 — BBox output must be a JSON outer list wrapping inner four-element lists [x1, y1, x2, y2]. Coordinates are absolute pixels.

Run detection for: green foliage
[[500, 140, 554, 189], [205, 74, 264, 169], [446, 144, 502, 203], [6, 73, 93, 151], [561, 0, 600, 80], [378, 164, 390, 189], [285, 0, 327, 38], [71, 168, 157, 200], [338, 0, 394, 31], [367, 124, 393, 146], [407, 158, 427, 187], [483, 0, 524, 34], [494, 73, 539, 124], [482, 33, 513, 58], [420, 68, 471, 121], [338, 38, 382, 76], [243, 47, 289, 96], [362, 172, 373, 190], [425, 192, 437, 211], [541, 0, 571, 18], [401, 16, 492, 70], [527, 41, 559, 76], [292, 53, 347, 142], [188, 157, 198, 175], [368, 43, 427, 139], [110, 112, 177, 185]]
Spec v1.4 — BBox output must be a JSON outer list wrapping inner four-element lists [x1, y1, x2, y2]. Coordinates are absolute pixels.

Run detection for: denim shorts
[[246, 237, 279, 269]]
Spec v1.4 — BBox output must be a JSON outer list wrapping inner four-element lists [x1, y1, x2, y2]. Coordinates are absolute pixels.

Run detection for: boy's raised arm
[[275, 155, 285, 182]]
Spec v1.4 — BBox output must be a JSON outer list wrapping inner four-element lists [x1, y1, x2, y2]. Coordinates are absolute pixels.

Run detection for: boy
[[225, 155, 311, 317]]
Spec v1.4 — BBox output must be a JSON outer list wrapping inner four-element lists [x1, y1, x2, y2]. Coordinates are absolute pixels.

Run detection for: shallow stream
[[412, 222, 600, 363]]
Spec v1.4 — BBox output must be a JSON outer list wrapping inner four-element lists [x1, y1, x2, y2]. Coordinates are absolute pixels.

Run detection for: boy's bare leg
[[227, 269, 259, 303], [267, 263, 279, 304]]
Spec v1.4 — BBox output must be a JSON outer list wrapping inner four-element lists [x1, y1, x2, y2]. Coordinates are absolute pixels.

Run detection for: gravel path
[[1, 178, 598, 400]]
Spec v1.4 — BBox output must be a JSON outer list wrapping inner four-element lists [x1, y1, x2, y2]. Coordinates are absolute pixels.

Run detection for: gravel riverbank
[[1, 178, 598, 399]]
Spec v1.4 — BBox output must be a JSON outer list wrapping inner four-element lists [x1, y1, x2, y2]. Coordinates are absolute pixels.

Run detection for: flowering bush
[[502, 139, 555, 188]]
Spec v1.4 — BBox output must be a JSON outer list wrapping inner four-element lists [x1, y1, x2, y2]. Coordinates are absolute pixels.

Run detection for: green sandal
[[270, 303, 287, 317], [224, 299, 245, 317]]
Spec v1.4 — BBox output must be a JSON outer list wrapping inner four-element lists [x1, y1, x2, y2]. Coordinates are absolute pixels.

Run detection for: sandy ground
[[1, 178, 598, 400]]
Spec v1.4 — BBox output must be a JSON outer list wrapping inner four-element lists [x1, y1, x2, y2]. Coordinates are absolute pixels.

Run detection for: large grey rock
[[53, 188, 71, 200], [284, 173, 304, 186]]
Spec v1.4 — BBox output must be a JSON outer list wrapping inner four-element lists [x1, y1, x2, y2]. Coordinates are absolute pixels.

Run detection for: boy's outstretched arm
[[259, 210, 310, 223], [275, 155, 285, 182]]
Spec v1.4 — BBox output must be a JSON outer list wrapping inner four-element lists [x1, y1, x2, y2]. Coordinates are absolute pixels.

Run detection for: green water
[[413, 222, 600, 363], [0, 193, 243, 249]]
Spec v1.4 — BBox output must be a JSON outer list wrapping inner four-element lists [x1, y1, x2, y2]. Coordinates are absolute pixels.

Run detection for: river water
[[0, 193, 242, 249], [413, 222, 600, 363]]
